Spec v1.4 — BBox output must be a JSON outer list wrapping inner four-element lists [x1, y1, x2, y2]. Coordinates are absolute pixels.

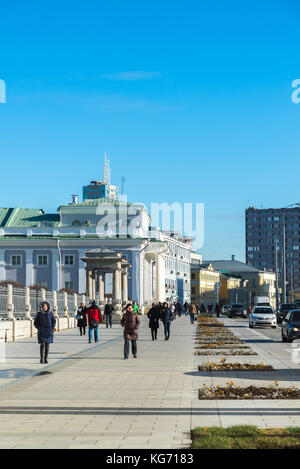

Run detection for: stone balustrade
[[0, 284, 84, 342]]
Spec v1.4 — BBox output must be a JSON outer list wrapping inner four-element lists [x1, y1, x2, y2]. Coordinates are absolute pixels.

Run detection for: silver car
[[249, 306, 277, 329]]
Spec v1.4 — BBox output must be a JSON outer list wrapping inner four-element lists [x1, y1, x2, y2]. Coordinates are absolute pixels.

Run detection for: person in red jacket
[[85, 301, 102, 343]]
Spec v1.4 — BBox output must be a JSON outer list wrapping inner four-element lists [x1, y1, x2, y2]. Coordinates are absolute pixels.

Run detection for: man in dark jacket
[[34, 301, 56, 364], [104, 300, 114, 328], [215, 303, 222, 318]]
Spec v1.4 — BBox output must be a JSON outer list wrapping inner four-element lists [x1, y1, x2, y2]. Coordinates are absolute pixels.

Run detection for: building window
[[72, 220, 82, 226], [11, 255, 21, 266], [65, 281, 74, 290], [64, 255, 74, 265], [38, 255, 48, 266]]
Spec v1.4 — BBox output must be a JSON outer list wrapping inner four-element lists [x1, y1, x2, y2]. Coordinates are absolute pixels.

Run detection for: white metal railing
[[0, 284, 80, 319]]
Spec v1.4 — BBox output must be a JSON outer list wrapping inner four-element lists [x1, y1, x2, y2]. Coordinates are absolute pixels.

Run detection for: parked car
[[228, 304, 247, 318], [249, 306, 277, 329], [222, 304, 231, 315], [277, 303, 297, 324], [281, 309, 300, 342]]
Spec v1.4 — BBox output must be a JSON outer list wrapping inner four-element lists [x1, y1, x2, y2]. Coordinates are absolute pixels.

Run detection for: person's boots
[[40, 344, 44, 363], [44, 344, 49, 364]]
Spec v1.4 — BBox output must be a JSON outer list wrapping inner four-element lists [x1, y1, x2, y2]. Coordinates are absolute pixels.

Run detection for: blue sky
[[1, 0, 300, 260]]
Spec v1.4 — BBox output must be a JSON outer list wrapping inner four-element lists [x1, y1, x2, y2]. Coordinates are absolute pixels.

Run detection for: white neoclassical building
[[0, 198, 192, 308]]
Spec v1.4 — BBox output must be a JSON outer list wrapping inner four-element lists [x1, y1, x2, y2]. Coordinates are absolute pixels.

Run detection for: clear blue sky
[[1, 0, 300, 261]]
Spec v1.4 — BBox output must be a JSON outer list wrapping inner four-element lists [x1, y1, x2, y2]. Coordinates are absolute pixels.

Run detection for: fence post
[[7, 284, 14, 320], [25, 287, 32, 319], [41, 288, 46, 301], [73, 293, 78, 328], [64, 291, 69, 317], [52, 291, 60, 332], [7, 284, 16, 341]]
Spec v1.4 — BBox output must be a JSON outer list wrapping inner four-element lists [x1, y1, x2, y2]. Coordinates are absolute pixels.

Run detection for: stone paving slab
[[1, 315, 300, 448]]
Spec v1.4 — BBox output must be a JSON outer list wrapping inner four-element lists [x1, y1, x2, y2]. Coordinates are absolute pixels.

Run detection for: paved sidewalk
[[192, 317, 300, 429], [1, 315, 300, 449], [0, 316, 196, 449]]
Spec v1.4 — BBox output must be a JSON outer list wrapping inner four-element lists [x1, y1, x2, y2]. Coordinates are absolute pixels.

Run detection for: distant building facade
[[0, 162, 191, 307], [246, 206, 300, 297], [204, 259, 276, 308]]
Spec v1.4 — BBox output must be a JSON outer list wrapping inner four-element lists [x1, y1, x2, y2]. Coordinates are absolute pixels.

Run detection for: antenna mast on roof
[[121, 176, 125, 196], [103, 151, 111, 185]]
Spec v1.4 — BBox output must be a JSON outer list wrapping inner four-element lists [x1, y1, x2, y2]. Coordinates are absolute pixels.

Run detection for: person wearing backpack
[[85, 300, 102, 343]]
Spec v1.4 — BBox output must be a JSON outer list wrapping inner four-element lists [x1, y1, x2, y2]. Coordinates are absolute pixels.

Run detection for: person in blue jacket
[[34, 301, 56, 364], [160, 302, 174, 341]]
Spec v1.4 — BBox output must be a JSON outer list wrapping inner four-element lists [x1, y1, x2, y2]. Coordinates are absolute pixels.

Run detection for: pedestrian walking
[[76, 302, 87, 336], [215, 302, 222, 318], [188, 303, 197, 324], [34, 301, 56, 364], [132, 301, 140, 315], [160, 302, 174, 340], [104, 299, 114, 328], [207, 303, 213, 316], [85, 300, 102, 343], [171, 303, 176, 320], [176, 301, 183, 317], [121, 303, 140, 359], [147, 302, 161, 340], [184, 301, 189, 316]]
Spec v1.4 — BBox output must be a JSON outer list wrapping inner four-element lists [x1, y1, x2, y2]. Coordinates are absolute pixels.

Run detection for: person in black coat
[[147, 302, 161, 341], [34, 301, 56, 364], [77, 303, 87, 335], [160, 302, 174, 340], [104, 300, 114, 328]]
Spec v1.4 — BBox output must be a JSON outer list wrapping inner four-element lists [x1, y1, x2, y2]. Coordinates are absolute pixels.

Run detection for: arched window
[[72, 220, 82, 226]]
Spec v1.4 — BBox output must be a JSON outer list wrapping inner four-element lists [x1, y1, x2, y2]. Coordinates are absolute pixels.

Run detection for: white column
[[131, 250, 139, 303], [156, 254, 166, 302], [122, 270, 128, 305], [0, 250, 5, 282], [92, 273, 96, 301], [87, 269, 93, 303], [52, 250, 60, 291], [98, 273, 105, 306], [25, 249, 34, 287], [41, 288, 46, 301], [113, 269, 122, 313], [78, 250, 86, 294]]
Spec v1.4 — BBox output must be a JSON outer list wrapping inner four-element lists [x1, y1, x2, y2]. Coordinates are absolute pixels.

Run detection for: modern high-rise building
[[245, 205, 300, 298], [82, 153, 119, 201]]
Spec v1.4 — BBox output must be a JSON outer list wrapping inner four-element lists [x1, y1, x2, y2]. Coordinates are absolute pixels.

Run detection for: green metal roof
[[0, 207, 60, 228], [58, 198, 140, 210]]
